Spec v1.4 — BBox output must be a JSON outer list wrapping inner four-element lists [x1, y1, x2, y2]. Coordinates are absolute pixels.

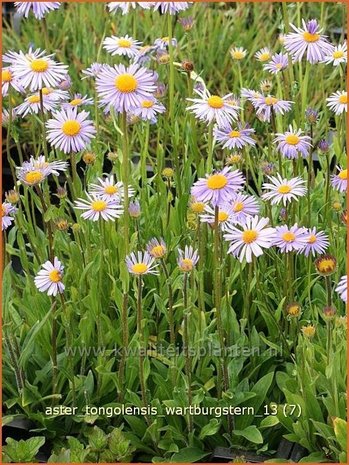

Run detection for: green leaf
[[199, 418, 221, 439], [333, 417, 347, 452], [233, 426, 263, 444], [171, 447, 209, 463]]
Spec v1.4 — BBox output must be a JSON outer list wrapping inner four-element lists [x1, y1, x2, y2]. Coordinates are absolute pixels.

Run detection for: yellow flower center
[[277, 185, 291, 194], [229, 155, 242, 164], [285, 134, 300, 145], [317, 258, 336, 273], [275, 63, 283, 69], [232, 51, 245, 60], [338, 169, 347, 180], [302, 325, 315, 337], [242, 230, 258, 244], [339, 94, 347, 104], [28, 95, 41, 104], [282, 232, 295, 242], [70, 98, 83, 106], [259, 53, 270, 62], [118, 38, 132, 48], [218, 211, 229, 222], [62, 120, 81, 136], [91, 200, 107, 212], [307, 234, 317, 244], [115, 73, 138, 93], [265, 96, 278, 105], [24, 170, 44, 185], [41, 87, 52, 95], [49, 269, 61, 283], [104, 185, 118, 195], [303, 32, 320, 43], [288, 305, 300, 316], [191, 202, 205, 213], [206, 174, 228, 190], [229, 130, 241, 138], [132, 263, 148, 274], [333, 50, 344, 59], [2, 69, 12, 82], [180, 258, 193, 272], [233, 202, 244, 212], [151, 245, 166, 257], [142, 100, 154, 108], [207, 95, 224, 109], [162, 36, 169, 42], [30, 59, 49, 72]]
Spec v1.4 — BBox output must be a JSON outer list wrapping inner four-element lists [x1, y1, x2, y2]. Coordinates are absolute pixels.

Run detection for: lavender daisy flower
[[241, 88, 263, 101], [14, 2, 61, 20], [46, 107, 96, 154], [108, 2, 154, 14], [274, 126, 312, 159], [74, 193, 124, 222], [214, 123, 255, 150], [96, 63, 157, 114], [82, 63, 109, 79], [17, 163, 50, 186], [133, 45, 156, 66], [326, 91, 347, 115], [331, 166, 347, 192], [262, 174, 307, 206], [154, 37, 177, 51], [89, 176, 135, 202], [191, 167, 245, 206], [322, 43, 347, 66], [20, 155, 68, 176], [147, 238, 167, 258], [40, 86, 69, 102], [62, 94, 94, 109], [335, 276, 347, 303], [34, 257, 65, 296], [2, 202, 17, 231], [263, 53, 289, 74], [224, 216, 276, 263], [2, 108, 17, 126], [200, 203, 236, 231], [177, 246, 199, 272], [15, 92, 58, 117], [178, 16, 194, 32], [230, 46, 247, 60], [230, 193, 260, 224], [187, 88, 240, 127], [103, 35, 142, 58], [129, 200, 141, 218], [273, 224, 308, 253], [250, 94, 293, 122], [302, 227, 329, 257], [126, 251, 158, 275], [255, 47, 271, 62], [132, 97, 166, 123], [2, 67, 24, 96], [284, 19, 332, 64], [11, 48, 68, 92], [153, 2, 191, 15]]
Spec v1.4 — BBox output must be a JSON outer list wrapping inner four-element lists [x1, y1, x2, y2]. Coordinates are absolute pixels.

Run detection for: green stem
[[183, 273, 193, 436], [167, 14, 175, 123], [121, 112, 130, 255], [39, 89, 49, 159], [137, 276, 149, 420], [161, 259, 175, 345]]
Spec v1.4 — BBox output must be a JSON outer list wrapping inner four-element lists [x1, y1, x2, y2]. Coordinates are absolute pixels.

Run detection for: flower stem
[[167, 14, 175, 123], [137, 276, 148, 417], [118, 293, 129, 402], [183, 273, 193, 435], [39, 89, 49, 159], [121, 112, 130, 256], [160, 259, 175, 345], [35, 185, 54, 261]]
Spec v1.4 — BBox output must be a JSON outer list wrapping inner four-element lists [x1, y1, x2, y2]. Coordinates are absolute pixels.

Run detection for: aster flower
[[46, 107, 96, 154], [200, 203, 236, 231], [34, 257, 65, 296], [15, 92, 58, 117], [302, 227, 329, 257], [262, 174, 307, 206], [103, 35, 142, 58], [230, 47, 247, 60], [331, 166, 347, 192], [273, 224, 308, 253], [14, 2, 61, 19], [153, 2, 191, 15], [133, 45, 156, 66], [82, 63, 109, 79], [89, 176, 135, 202], [17, 164, 50, 186], [230, 193, 260, 225], [274, 126, 312, 159], [132, 97, 166, 123], [177, 246, 199, 272], [335, 276, 347, 303], [74, 193, 124, 222], [2, 67, 24, 96], [126, 251, 158, 275], [20, 155, 68, 176], [96, 63, 157, 114], [2, 108, 17, 126], [62, 93, 94, 109], [147, 238, 167, 258], [250, 94, 293, 122], [224, 216, 276, 263], [326, 91, 347, 115], [189, 197, 207, 215], [322, 43, 347, 66], [284, 19, 332, 64], [315, 254, 337, 276], [1, 202, 17, 231], [154, 37, 177, 51], [178, 16, 194, 32], [263, 53, 289, 74], [241, 88, 263, 101], [107, 2, 154, 14], [187, 88, 240, 127], [40, 86, 69, 101], [191, 167, 245, 207], [11, 48, 68, 92], [129, 200, 141, 218], [214, 123, 255, 150], [255, 47, 271, 62]]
